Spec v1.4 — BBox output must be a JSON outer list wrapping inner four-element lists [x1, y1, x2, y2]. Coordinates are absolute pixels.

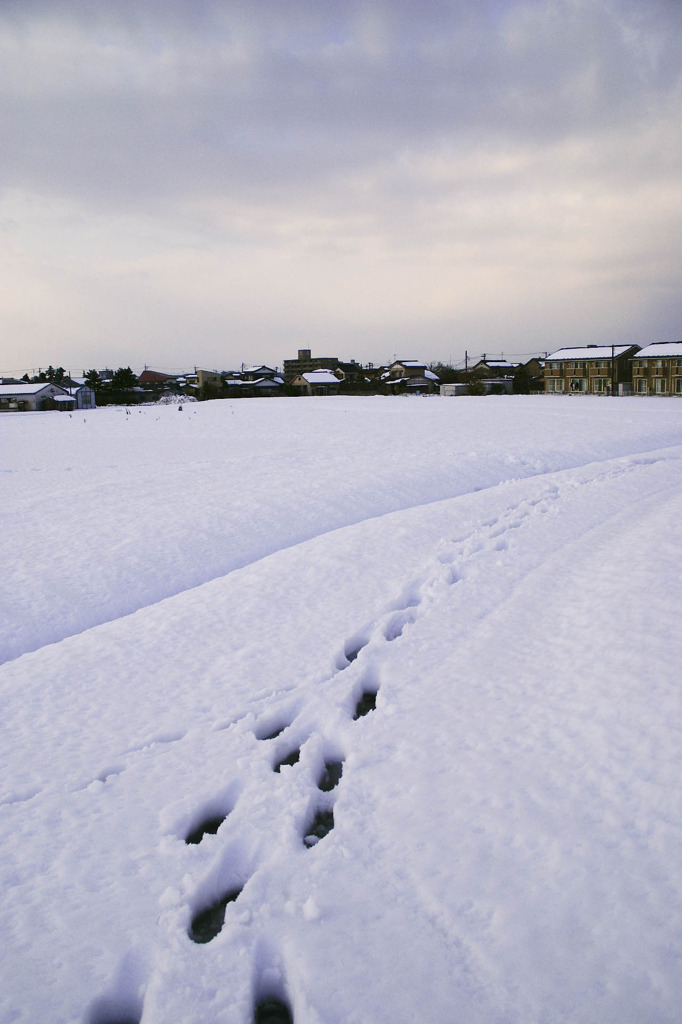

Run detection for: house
[[382, 360, 440, 394], [523, 357, 545, 379], [291, 369, 341, 396], [137, 370, 177, 388], [469, 357, 519, 379], [521, 358, 546, 393], [0, 382, 76, 412], [334, 360, 366, 388], [631, 341, 682, 395], [283, 349, 342, 383], [192, 369, 240, 398], [195, 369, 225, 390], [241, 365, 280, 382], [221, 378, 245, 395], [544, 345, 640, 394], [251, 375, 285, 397], [439, 378, 513, 396]]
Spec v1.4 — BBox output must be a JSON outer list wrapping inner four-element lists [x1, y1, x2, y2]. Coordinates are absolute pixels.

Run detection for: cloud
[[1, 0, 681, 370], [3, 0, 679, 206]]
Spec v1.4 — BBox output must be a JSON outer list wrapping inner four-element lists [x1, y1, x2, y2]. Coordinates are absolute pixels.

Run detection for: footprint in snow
[[353, 689, 377, 719], [181, 789, 239, 844], [303, 808, 335, 848], [90, 1017, 139, 1024], [336, 629, 372, 671], [273, 746, 301, 772], [185, 813, 229, 845], [317, 760, 343, 791], [255, 720, 292, 741], [382, 608, 416, 642], [254, 997, 293, 1023], [188, 885, 244, 943]]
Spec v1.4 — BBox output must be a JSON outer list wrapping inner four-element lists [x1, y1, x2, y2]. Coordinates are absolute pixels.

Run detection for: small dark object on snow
[[317, 760, 343, 791], [254, 998, 293, 1024], [353, 691, 376, 719]]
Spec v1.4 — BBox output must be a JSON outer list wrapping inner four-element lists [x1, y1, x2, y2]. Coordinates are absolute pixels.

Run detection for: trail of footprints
[[147, 617, 392, 1021], [184, 690, 371, 947], [92, 502, 550, 1024], [92, 461, 676, 1022], [90, 550, 449, 1023]]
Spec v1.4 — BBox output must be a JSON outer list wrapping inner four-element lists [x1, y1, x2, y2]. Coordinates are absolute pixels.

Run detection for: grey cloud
[[1, 0, 681, 373], [2, 0, 681, 215]]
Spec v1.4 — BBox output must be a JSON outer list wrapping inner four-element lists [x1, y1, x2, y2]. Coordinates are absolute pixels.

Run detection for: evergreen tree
[[84, 369, 103, 392], [111, 366, 138, 389]]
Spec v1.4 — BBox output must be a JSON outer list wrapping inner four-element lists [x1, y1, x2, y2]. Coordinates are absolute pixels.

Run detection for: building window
[[676, 378, 682, 395], [593, 378, 604, 393], [637, 378, 647, 394], [655, 377, 666, 394]]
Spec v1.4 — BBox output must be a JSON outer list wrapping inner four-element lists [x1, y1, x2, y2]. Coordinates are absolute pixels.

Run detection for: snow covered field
[[2, 394, 682, 1024]]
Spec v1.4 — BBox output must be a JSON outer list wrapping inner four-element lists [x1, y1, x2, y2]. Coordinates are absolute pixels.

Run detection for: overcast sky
[[1, 0, 681, 375]]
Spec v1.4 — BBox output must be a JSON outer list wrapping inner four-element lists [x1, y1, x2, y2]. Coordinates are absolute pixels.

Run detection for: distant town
[[1, 341, 681, 411]]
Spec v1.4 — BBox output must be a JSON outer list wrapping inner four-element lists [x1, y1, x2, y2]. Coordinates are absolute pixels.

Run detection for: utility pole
[[611, 345, 616, 397]]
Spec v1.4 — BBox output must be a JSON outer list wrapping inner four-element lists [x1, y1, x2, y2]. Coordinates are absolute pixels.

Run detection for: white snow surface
[[2, 395, 682, 1024]]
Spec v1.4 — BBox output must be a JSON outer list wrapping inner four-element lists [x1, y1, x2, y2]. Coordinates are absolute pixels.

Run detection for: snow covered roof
[[547, 346, 636, 360], [302, 370, 339, 384], [52, 395, 76, 403], [635, 342, 682, 358], [395, 359, 427, 368], [0, 383, 59, 395]]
